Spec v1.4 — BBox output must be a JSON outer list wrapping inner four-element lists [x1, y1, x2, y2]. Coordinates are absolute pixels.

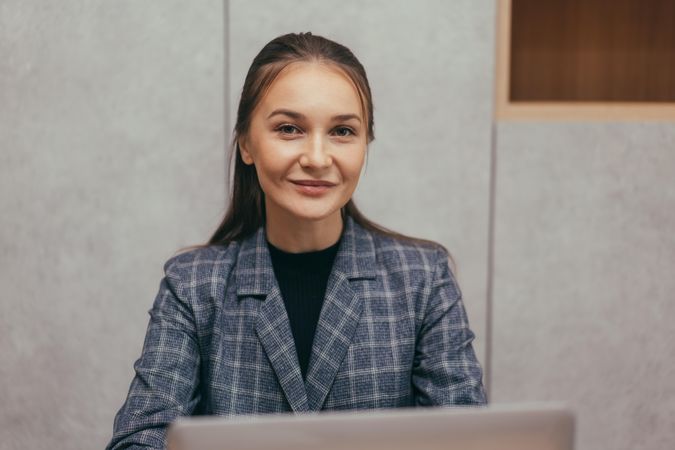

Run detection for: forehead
[[258, 61, 363, 118]]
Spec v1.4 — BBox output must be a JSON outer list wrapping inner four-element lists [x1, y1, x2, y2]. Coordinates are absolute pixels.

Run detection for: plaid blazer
[[107, 215, 487, 449]]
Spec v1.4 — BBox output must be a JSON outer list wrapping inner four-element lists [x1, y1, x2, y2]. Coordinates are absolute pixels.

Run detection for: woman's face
[[239, 61, 367, 225]]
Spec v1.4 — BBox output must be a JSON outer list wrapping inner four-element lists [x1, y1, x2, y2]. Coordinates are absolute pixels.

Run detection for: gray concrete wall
[[0, 1, 224, 449], [229, 0, 497, 373], [491, 123, 675, 450]]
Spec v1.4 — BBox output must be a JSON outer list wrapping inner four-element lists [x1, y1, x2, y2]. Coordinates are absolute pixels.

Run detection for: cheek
[[251, 145, 287, 180], [340, 148, 366, 181]]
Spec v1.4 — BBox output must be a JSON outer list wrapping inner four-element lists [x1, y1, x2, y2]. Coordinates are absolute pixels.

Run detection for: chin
[[289, 205, 340, 222], [292, 212, 336, 222]]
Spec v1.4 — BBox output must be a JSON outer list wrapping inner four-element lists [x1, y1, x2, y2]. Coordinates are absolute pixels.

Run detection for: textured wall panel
[[0, 1, 224, 448], [492, 123, 675, 450], [229, 0, 496, 372]]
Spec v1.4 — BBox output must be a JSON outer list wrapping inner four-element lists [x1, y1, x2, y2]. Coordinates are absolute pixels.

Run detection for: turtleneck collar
[[266, 235, 342, 271]]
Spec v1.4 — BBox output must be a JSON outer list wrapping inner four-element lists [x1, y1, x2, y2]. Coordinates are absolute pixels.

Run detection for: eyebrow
[[266, 108, 362, 123]]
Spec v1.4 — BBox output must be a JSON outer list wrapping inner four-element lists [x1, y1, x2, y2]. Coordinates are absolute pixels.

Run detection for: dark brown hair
[[186, 32, 450, 262]]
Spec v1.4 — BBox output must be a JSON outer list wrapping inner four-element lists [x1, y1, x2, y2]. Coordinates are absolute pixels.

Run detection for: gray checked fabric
[[106, 214, 487, 449]]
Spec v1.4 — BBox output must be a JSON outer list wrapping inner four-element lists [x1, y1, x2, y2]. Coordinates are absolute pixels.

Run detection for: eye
[[332, 126, 355, 137], [276, 124, 302, 135]]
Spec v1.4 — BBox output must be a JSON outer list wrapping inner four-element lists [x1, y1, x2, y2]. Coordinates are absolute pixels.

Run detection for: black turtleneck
[[266, 236, 342, 380]]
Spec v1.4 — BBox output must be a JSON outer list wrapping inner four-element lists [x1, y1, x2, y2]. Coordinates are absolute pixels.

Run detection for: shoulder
[[161, 242, 240, 289], [366, 228, 452, 283], [362, 227, 462, 322]]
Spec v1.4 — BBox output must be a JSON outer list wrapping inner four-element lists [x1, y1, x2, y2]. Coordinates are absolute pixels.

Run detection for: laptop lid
[[167, 403, 574, 450]]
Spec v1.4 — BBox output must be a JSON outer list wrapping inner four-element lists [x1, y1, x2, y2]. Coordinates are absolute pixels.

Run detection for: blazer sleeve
[[106, 258, 202, 450], [411, 248, 488, 406]]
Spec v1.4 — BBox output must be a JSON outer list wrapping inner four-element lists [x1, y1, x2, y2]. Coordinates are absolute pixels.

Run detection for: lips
[[290, 180, 336, 187], [290, 179, 336, 197]]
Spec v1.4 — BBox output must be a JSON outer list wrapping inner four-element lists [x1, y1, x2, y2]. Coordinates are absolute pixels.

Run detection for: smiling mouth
[[290, 180, 337, 187], [290, 180, 335, 196]]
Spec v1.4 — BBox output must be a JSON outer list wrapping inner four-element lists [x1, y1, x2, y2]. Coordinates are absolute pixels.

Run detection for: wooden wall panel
[[510, 0, 675, 102]]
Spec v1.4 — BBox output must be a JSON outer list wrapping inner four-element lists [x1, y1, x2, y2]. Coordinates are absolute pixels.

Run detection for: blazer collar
[[235, 214, 377, 297]]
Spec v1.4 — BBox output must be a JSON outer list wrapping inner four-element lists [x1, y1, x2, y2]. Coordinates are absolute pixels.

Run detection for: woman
[[107, 32, 486, 449]]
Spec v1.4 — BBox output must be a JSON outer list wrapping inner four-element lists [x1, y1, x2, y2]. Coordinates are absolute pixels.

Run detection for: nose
[[299, 134, 332, 168]]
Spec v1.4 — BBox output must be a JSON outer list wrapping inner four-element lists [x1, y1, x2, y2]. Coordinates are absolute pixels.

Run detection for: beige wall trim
[[498, 102, 675, 121]]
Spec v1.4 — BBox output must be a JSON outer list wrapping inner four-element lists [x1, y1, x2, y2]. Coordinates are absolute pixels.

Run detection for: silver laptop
[[167, 403, 574, 450]]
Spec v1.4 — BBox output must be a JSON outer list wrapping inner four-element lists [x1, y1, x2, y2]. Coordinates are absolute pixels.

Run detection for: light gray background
[[491, 123, 675, 450], [1, 1, 673, 450], [1, 1, 225, 449]]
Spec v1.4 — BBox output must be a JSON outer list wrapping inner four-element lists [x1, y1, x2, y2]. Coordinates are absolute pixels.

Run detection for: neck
[[265, 207, 344, 253]]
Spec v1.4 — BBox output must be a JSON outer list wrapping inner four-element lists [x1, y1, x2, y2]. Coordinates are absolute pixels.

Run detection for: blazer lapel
[[305, 215, 377, 411], [255, 286, 310, 413], [235, 224, 309, 413]]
